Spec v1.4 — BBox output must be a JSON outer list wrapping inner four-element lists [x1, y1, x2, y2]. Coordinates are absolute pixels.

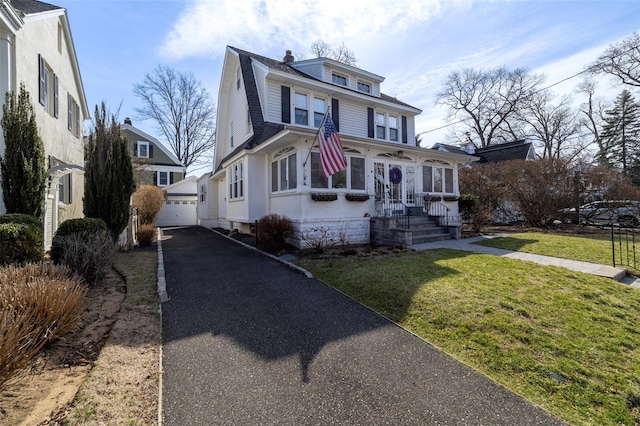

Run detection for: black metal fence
[[611, 225, 637, 269]]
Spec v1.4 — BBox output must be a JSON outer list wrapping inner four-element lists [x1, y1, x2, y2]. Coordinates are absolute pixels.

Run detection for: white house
[[200, 46, 477, 248], [0, 0, 89, 249]]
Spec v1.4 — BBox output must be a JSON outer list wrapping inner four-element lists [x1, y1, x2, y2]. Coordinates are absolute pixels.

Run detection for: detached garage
[[156, 176, 198, 227]]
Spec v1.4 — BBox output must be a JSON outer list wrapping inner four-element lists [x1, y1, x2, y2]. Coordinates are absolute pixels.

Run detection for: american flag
[[318, 113, 347, 178]]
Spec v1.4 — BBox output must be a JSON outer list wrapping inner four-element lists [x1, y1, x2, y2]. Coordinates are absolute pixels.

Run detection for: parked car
[[560, 201, 640, 227]]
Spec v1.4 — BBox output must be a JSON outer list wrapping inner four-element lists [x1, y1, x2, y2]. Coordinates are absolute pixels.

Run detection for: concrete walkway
[[413, 235, 640, 288], [160, 227, 565, 425]]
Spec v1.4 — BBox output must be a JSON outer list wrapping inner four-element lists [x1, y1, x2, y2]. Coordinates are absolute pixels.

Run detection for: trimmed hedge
[[0, 213, 42, 228], [51, 218, 108, 263], [0, 223, 44, 266]]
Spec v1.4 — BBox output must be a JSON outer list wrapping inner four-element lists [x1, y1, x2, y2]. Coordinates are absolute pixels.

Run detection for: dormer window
[[357, 81, 370, 93], [332, 73, 347, 86]]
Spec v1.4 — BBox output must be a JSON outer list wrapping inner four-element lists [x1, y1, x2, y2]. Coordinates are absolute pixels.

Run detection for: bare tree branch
[[133, 66, 216, 169], [589, 32, 640, 87]]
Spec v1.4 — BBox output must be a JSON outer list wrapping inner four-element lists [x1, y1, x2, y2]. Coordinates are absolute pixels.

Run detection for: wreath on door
[[390, 167, 402, 184]]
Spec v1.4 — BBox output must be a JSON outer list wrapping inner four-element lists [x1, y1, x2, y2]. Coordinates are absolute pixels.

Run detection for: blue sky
[[55, 0, 640, 174]]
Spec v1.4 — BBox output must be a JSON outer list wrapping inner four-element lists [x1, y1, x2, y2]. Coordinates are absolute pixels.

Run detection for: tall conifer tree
[[0, 84, 47, 220], [84, 103, 135, 239], [598, 90, 640, 183]]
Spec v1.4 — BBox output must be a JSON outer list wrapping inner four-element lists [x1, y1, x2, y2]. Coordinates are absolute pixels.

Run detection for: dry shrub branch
[[0, 263, 86, 390]]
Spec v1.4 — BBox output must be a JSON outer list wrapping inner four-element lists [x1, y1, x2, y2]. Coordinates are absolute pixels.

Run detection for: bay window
[[423, 164, 454, 194], [311, 151, 365, 191], [271, 149, 297, 192]]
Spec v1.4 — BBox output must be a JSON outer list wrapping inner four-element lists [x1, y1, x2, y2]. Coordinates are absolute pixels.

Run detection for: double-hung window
[[68, 94, 81, 137], [157, 171, 169, 187], [271, 149, 297, 192], [375, 113, 386, 139], [137, 141, 150, 158], [294, 92, 308, 125], [389, 116, 398, 141], [229, 122, 234, 148], [229, 161, 244, 199], [314, 97, 326, 127]]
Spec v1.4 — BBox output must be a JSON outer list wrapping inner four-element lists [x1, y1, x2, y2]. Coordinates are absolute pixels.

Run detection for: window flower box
[[311, 193, 338, 202], [345, 194, 370, 202], [423, 195, 442, 202], [443, 195, 459, 202]]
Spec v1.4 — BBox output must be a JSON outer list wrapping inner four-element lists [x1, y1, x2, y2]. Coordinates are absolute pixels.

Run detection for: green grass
[[475, 232, 639, 273], [297, 250, 640, 425]]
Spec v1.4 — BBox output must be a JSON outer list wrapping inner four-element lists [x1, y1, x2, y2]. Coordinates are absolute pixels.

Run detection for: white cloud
[[160, 0, 450, 60]]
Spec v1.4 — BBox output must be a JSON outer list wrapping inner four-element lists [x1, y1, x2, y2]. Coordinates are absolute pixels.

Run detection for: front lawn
[[297, 249, 640, 425], [475, 231, 639, 272]]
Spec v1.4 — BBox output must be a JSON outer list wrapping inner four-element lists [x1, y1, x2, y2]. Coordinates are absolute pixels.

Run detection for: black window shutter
[[149, 145, 154, 158], [67, 93, 72, 131], [68, 174, 72, 204], [402, 115, 408, 144], [170, 172, 174, 185], [133, 143, 138, 157], [38, 54, 45, 106], [54, 75, 59, 118], [153, 171, 157, 186], [281, 86, 290, 123], [332, 98, 339, 131], [367, 107, 374, 138]]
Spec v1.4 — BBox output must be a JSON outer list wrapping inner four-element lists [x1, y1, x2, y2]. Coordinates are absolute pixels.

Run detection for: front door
[[374, 162, 416, 216]]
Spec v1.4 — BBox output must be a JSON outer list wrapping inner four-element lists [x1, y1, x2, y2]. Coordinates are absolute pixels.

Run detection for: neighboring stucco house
[[1, 0, 88, 249], [199, 46, 477, 247], [121, 118, 185, 187]]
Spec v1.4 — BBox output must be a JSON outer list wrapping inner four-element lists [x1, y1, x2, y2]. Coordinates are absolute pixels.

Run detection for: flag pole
[[302, 106, 331, 185]]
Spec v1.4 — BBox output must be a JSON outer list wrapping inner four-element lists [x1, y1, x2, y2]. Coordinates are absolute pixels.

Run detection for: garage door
[[156, 199, 197, 227]]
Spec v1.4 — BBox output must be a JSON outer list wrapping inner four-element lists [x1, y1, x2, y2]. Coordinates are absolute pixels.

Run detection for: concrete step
[[409, 227, 451, 237], [412, 233, 454, 244]]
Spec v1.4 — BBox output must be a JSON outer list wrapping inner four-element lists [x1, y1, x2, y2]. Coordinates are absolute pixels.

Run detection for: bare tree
[[577, 79, 608, 156], [134, 65, 216, 169], [435, 67, 543, 147], [518, 91, 580, 158], [309, 40, 357, 66], [589, 32, 640, 87]]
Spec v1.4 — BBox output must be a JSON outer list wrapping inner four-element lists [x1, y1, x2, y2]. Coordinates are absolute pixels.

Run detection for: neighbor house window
[[58, 173, 72, 204], [39, 55, 58, 118], [157, 171, 169, 187], [68, 94, 81, 137], [314, 97, 326, 127], [311, 150, 365, 190], [229, 161, 243, 199], [389, 116, 398, 141], [332, 73, 347, 86], [271, 150, 297, 192], [376, 113, 386, 139], [200, 185, 206, 203], [294, 92, 308, 125], [357, 81, 370, 93], [137, 141, 150, 158]]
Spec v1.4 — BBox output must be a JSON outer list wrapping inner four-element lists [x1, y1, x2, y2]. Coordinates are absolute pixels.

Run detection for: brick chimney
[[283, 50, 294, 64], [124, 117, 132, 125]]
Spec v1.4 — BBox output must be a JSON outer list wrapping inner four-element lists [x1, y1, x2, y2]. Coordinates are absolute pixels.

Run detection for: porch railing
[[375, 192, 462, 230]]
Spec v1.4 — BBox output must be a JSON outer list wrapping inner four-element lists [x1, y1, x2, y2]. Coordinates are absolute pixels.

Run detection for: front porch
[[370, 192, 462, 246]]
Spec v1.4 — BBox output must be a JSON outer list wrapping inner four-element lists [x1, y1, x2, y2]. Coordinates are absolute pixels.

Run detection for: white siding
[[228, 66, 250, 148], [290, 62, 323, 80], [252, 61, 267, 117], [336, 97, 367, 138], [266, 80, 281, 123]]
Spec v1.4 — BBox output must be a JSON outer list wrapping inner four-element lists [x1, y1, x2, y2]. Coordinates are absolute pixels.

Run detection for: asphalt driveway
[[161, 226, 565, 425]]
